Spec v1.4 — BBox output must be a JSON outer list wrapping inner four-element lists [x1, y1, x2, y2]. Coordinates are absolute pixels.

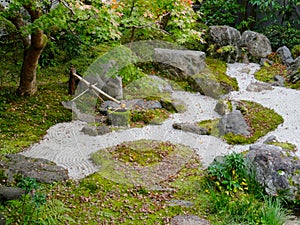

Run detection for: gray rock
[[171, 215, 211, 225], [209, 25, 242, 62], [173, 123, 209, 135], [154, 48, 206, 77], [81, 126, 98, 136], [160, 99, 187, 113], [241, 31, 272, 58], [217, 110, 250, 136], [246, 82, 273, 92], [260, 58, 273, 66], [276, 46, 294, 66], [2, 154, 69, 184], [263, 135, 278, 144], [214, 100, 232, 116], [272, 75, 285, 87], [168, 199, 194, 207], [107, 109, 130, 127], [189, 75, 224, 99], [0, 186, 25, 201], [97, 126, 112, 135], [246, 144, 300, 199], [289, 56, 300, 83], [209, 25, 241, 47], [83, 60, 123, 100]]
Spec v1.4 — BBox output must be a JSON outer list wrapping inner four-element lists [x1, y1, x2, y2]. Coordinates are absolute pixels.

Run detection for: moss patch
[[130, 108, 170, 127], [198, 100, 284, 145], [105, 140, 175, 166], [90, 140, 195, 186], [254, 63, 287, 83], [270, 142, 297, 152]]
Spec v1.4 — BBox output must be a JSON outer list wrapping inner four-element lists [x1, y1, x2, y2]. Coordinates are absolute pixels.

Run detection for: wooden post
[[68, 66, 76, 95]]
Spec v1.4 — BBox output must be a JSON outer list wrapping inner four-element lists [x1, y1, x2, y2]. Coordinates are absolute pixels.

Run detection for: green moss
[[198, 119, 220, 136], [291, 44, 300, 58], [270, 142, 297, 152], [105, 140, 175, 166], [123, 75, 171, 100], [254, 63, 287, 84], [130, 108, 170, 127]]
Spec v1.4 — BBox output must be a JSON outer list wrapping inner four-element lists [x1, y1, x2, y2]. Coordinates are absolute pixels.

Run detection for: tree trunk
[[17, 30, 47, 96]]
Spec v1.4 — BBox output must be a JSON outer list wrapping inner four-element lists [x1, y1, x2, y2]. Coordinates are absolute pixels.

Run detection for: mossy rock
[[107, 109, 131, 127], [123, 75, 172, 100], [188, 58, 238, 99], [198, 100, 284, 145]]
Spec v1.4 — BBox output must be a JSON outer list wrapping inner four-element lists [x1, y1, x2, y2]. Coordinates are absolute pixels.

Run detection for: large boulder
[[276, 46, 294, 66], [246, 144, 300, 200], [208, 26, 242, 62], [209, 25, 241, 47], [153, 48, 206, 78], [217, 110, 250, 136], [241, 31, 272, 58]]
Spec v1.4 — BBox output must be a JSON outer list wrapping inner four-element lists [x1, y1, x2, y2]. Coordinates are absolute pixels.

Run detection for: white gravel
[[21, 63, 300, 180]]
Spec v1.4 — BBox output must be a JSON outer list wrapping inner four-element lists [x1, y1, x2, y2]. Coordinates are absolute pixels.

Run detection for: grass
[[198, 100, 284, 145]]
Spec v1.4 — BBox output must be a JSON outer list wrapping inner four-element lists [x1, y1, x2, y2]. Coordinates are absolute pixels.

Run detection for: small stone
[[81, 126, 98, 136], [272, 75, 285, 87], [171, 215, 211, 225], [263, 135, 277, 144], [173, 123, 209, 135], [97, 126, 111, 135], [246, 82, 273, 92]]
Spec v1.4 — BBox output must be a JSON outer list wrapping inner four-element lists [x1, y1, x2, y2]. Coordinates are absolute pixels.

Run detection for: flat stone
[[81, 126, 98, 136], [168, 199, 194, 207], [173, 123, 209, 135], [171, 215, 211, 225], [246, 82, 273, 92]]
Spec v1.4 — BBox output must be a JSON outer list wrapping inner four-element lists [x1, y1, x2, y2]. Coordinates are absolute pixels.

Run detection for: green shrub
[[291, 44, 300, 59], [259, 25, 300, 50]]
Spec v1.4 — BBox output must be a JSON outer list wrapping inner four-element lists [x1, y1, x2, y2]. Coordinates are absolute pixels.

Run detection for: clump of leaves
[[207, 153, 251, 195], [108, 139, 176, 166]]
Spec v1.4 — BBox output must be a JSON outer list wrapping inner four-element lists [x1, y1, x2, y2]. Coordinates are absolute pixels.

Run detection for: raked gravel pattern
[[21, 63, 300, 180]]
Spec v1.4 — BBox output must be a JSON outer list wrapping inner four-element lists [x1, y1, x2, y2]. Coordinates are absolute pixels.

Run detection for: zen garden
[[1, 0, 300, 224]]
